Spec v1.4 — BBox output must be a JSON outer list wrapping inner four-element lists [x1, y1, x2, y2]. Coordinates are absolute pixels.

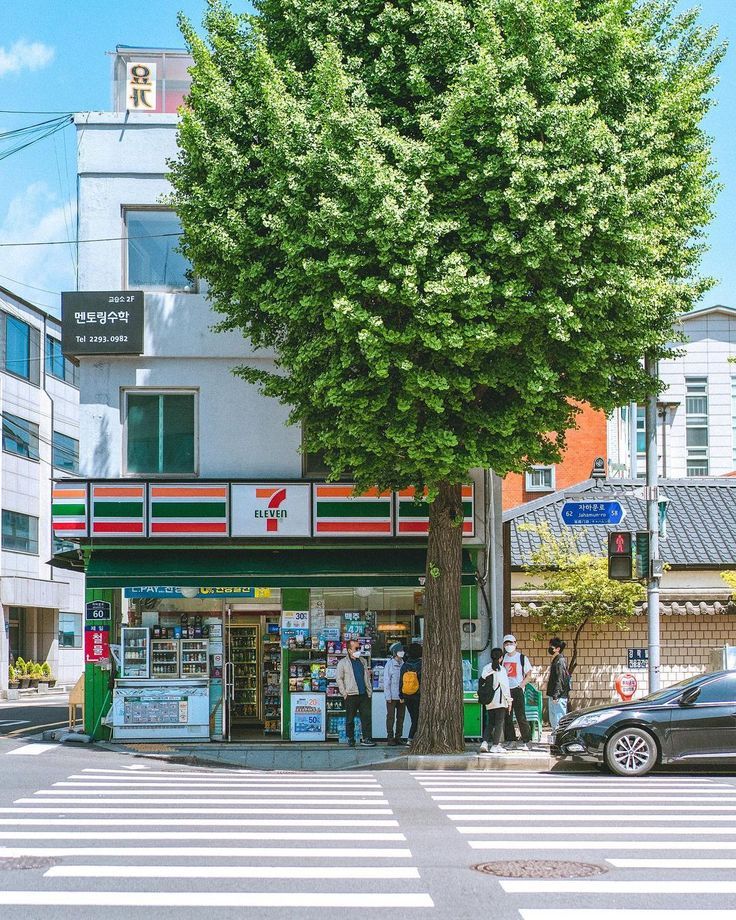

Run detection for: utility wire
[[0, 232, 182, 248], [0, 272, 62, 296]]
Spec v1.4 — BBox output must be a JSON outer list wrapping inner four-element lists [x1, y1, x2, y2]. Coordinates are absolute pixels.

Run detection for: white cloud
[[0, 182, 76, 316], [0, 39, 55, 78]]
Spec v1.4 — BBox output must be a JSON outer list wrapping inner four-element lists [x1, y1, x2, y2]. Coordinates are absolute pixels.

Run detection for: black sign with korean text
[[85, 600, 112, 623], [62, 291, 144, 355]]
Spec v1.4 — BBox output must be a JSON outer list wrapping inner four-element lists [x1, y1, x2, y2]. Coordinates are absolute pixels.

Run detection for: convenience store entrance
[[224, 612, 281, 741]]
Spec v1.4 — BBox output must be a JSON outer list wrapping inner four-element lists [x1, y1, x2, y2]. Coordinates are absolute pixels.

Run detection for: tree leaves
[[170, 0, 722, 491]]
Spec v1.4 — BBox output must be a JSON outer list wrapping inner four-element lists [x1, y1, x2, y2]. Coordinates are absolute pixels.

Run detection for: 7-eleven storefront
[[52, 480, 482, 743]]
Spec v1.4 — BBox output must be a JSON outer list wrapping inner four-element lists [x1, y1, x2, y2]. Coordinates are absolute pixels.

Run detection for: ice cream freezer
[[111, 678, 210, 741]]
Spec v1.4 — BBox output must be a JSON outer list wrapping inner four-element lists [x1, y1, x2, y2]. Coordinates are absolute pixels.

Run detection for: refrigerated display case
[[181, 639, 209, 677], [151, 639, 180, 678], [227, 624, 260, 725], [121, 627, 150, 678], [262, 625, 282, 734]]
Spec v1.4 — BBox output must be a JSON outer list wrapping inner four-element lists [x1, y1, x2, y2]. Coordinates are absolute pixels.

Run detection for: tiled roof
[[503, 478, 736, 569]]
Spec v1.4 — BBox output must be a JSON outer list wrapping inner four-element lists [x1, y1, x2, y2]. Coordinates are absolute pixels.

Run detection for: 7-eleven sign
[[231, 483, 311, 537]]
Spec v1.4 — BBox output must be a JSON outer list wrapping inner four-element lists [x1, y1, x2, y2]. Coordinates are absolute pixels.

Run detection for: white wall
[[659, 309, 736, 478], [76, 114, 302, 480]]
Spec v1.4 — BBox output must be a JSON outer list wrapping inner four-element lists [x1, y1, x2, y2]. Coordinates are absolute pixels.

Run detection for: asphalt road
[[0, 735, 734, 919], [0, 692, 70, 739]]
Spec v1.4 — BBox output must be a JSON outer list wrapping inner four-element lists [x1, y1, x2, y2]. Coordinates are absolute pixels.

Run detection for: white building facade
[[0, 286, 84, 697]]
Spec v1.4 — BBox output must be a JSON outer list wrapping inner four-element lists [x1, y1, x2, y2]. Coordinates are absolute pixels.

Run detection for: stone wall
[[510, 612, 736, 708]]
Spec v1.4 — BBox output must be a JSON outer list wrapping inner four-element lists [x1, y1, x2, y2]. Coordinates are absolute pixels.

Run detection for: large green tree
[[170, 0, 722, 753]]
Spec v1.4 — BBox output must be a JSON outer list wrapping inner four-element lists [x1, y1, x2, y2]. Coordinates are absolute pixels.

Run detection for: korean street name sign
[[561, 500, 626, 526], [62, 291, 144, 356], [85, 600, 111, 623]]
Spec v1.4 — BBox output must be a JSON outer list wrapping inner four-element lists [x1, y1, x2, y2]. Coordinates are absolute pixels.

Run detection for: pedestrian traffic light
[[635, 532, 650, 580], [608, 531, 633, 581]]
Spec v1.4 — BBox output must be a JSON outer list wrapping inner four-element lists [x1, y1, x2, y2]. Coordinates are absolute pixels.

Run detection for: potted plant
[[40, 661, 55, 689], [8, 665, 19, 690], [28, 662, 41, 689], [15, 658, 30, 689]]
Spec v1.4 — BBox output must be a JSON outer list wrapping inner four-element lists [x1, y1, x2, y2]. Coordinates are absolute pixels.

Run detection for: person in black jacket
[[399, 643, 423, 742], [546, 637, 570, 731]]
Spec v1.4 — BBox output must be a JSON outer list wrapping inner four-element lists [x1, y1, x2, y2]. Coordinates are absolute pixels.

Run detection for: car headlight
[[567, 710, 621, 730]]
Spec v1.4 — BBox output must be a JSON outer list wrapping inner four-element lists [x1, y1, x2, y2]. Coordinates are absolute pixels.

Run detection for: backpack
[[477, 672, 497, 706], [401, 664, 420, 696]]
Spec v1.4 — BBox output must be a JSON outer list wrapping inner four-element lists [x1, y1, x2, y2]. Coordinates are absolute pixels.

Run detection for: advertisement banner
[[61, 291, 144, 356], [85, 626, 110, 663], [231, 483, 311, 537], [290, 692, 326, 741]]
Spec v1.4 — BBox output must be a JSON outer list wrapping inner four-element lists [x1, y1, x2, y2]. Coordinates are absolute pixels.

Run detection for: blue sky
[[0, 0, 733, 316]]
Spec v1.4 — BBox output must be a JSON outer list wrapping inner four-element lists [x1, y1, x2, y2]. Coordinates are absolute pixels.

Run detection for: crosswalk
[[0, 766, 433, 910], [413, 771, 736, 920]]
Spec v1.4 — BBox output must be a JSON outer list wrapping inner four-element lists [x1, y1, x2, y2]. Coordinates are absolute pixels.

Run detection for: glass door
[[227, 623, 261, 727]]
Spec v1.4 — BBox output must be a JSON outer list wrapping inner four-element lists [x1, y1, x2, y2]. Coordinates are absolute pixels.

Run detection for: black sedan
[[552, 670, 736, 776]]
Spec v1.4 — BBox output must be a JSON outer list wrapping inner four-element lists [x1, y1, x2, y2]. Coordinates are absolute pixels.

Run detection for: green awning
[[85, 547, 478, 588]]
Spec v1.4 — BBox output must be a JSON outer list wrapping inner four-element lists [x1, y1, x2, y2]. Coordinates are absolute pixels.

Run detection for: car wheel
[[605, 727, 658, 777]]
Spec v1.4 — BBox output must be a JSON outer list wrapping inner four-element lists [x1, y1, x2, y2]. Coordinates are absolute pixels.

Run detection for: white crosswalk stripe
[[412, 771, 736, 919], [0, 766, 433, 911]]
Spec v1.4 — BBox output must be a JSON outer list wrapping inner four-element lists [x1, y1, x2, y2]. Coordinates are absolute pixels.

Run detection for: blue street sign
[[561, 500, 626, 526]]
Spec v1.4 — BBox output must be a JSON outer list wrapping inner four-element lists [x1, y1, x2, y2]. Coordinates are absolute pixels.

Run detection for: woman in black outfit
[[546, 637, 570, 731]]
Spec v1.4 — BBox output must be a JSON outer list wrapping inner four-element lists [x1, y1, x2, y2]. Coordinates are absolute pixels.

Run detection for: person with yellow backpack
[[399, 642, 423, 743]]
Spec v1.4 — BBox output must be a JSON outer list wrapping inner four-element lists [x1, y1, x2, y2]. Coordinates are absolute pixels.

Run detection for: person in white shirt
[[501, 633, 533, 748], [478, 647, 512, 753], [383, 642, 407, 745]]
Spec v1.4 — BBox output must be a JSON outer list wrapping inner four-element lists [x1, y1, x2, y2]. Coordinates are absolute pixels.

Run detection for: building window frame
[[45, 335, 79, 387], [2, 509, 39, 555], [2, 412, 40, 461], [122, 388, 198, 477], [52, 430, 80, 474], [685, 376, 709, 477], [732, 376, 736, 468], [122, 206, 197, 293], [2, 312, 40, 386], [525, 465, 556, 492], [58, 612, 82, 649]]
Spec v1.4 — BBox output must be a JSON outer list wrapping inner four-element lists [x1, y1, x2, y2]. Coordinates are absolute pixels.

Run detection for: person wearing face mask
[[546, 637, 570, 731], [383, 642, 407, 745], [399, 642, 423, 743], [501, 634, 533, 749], [336, 639, 376, 747]]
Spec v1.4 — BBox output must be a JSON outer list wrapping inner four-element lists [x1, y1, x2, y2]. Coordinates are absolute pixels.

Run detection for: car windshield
[[641, 675, 699, 702]]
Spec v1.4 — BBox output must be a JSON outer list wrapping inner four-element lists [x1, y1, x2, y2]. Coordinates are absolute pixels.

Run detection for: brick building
[[502, 402, 608, 510]]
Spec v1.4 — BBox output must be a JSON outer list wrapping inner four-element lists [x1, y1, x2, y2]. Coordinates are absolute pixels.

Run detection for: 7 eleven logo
[[255, 487, 288, 533]]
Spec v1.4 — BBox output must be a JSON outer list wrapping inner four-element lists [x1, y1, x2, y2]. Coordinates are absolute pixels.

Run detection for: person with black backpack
[[478, 647, 512, 753], [399, 642, 423, 742]]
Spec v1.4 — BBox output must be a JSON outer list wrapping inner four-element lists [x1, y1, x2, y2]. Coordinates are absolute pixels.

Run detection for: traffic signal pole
[[645, 354, 661, 693]]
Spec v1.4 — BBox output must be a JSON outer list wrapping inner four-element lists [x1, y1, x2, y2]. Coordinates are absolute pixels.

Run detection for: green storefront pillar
[[84, 588, 117, 741]]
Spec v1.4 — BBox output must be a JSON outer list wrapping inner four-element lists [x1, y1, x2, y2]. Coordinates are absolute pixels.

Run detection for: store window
[[313, 588, 424, 659], [124, 208, 194, 291], [58, 612, 82, 648], [3, 313, 40, 384], [525, 466, 555, 492], [52, 431, 80, 473], [8, 607, 24, 661], [125, 390, 197, 475], [45, 336, 79, 386], [2, 412, 40, 460], [2, 509, 39, 554]]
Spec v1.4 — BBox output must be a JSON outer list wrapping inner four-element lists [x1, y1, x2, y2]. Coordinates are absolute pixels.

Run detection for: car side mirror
[[679, 687, 701, 706]]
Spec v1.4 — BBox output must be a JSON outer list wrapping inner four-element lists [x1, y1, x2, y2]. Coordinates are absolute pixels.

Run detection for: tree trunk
[[410, 480, 465, 755], [568, 616, 589, 675]]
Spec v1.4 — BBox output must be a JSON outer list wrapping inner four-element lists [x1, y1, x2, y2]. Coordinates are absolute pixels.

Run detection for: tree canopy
[[170, 0, 722, 491]]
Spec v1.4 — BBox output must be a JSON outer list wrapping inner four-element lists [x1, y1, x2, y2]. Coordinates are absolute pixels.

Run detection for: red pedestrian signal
[[608, 531, 633, 580]]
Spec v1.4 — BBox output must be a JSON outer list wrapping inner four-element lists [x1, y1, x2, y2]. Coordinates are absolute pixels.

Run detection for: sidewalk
[[92, 738, 566, 772]]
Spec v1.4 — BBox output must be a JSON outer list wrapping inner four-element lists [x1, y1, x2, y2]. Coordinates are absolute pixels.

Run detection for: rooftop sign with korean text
[[61, 291, 144, 356]]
